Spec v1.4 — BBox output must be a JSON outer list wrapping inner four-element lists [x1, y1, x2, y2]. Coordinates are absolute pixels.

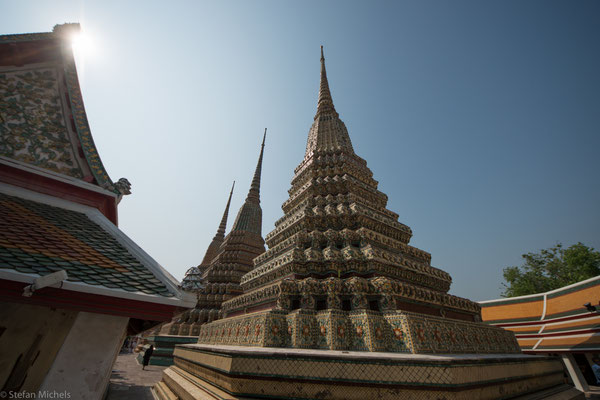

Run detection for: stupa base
[[138, 335, 199, 366], [196, 309, 521, 354], [154, 344, 581, 400]]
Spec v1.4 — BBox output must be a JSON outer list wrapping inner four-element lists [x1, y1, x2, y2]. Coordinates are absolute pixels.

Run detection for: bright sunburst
[[70, 31, 94, 85]]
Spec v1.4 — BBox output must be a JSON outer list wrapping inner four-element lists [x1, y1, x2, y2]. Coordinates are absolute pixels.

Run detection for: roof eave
[[0, 269, 195, 308], [0, 183, 195, 307]]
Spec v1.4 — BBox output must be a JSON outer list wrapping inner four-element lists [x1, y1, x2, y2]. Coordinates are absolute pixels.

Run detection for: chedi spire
[[199, 181, 235, 267], [305, 46, 354, 158], [315, 46, 338, 119], [247, 128, 266, 204], [231, 131, 266, 235]]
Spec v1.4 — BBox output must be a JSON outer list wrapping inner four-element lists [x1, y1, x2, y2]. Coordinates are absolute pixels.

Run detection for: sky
[[2, 1, 599, 301]]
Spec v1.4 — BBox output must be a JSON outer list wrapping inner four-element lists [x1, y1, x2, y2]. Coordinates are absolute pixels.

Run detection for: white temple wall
[[39, 311, 128, 400]]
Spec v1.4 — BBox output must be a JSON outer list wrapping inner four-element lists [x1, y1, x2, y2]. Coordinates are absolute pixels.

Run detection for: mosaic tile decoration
[[0, 25, 120, 193], [163, 344, 565, 400], [223, 276, 480, 318], [191, 49, 521, 356], [0, 192, 173, 297], [197, 308, 519, 354], [0, 67, 85, 178]]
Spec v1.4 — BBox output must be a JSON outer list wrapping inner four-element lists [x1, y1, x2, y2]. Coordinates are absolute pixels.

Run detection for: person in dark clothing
[[142, 345, 154, 370]]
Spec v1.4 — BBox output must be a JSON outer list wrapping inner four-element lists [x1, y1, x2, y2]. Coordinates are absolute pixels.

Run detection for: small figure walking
[[142, 345, 154, 370]]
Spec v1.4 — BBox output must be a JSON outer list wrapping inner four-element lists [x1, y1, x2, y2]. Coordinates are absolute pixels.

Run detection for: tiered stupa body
[[155, 48, 573, 400], [173, 133, 267, 337], [197, 48, 517, 354]]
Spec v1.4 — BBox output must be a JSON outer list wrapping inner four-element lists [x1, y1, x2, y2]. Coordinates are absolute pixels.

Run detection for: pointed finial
[[315, 46, 338, 119], [199, 181, 236, 266], [246, 131, 266, 203], [215, 181, 235, 238], [230, 132, 266, 234]]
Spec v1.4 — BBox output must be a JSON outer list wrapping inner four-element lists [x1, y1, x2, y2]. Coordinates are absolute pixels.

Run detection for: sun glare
[[71, 32, 92, 56], [70, 31, 96, 85]]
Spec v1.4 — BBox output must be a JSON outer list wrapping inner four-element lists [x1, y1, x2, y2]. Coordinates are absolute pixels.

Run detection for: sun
[[70, 32, 93, 57], [69, 31, 95, 82]]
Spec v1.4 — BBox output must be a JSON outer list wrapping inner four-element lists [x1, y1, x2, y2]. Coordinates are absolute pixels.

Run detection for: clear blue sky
[[2, 1, 599, 301]]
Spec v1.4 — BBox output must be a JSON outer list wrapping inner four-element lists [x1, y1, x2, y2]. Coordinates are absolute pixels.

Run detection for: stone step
[[153, 381, 178, 400], [161, 366, 239, 400]]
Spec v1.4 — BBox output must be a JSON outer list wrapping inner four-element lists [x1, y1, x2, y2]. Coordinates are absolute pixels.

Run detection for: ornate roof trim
[[0, 24, 127, 196], [0, 32, 55, 43], [57, 25, 118, 193]]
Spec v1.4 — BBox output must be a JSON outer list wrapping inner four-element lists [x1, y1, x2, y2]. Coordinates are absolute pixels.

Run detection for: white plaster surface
[[39, 312, 128, 400]]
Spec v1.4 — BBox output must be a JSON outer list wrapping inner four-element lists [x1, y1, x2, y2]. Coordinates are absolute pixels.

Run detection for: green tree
[[502, 243, 600, 297]]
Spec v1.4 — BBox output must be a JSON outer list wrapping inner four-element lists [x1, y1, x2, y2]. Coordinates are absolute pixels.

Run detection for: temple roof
[[0, 184, 193, 306], [0, 24, 127, 196], [231, 130, 266, 235]]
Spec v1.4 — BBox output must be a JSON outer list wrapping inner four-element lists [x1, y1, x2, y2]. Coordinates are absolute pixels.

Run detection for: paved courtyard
[[106, 353, 166, 400]]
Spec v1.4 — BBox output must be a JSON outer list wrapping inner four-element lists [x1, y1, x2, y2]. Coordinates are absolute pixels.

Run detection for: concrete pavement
[[106, 353, 166, 400]]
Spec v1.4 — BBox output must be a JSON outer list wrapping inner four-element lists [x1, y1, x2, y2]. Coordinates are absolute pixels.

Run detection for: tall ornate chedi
[[180, 181, 236, 292], [173, 132, 267, 337], [196, 48, 516, 353], [155, 49, 573, 400]]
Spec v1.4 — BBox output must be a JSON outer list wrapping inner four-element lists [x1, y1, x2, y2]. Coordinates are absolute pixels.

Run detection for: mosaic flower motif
[[320, 325, 327, 336], [244, 325, 250, 336], [393, 328, 403, 340], [375, 327, 383, 339], [337, 325, 345, 338], [288, 326, 293, 335], [271, 325, 279, 335], [255, 324, 261, 336], [355, 325, 363, 337], [417, 327, 425, 341], [302, 325, 310, 336]]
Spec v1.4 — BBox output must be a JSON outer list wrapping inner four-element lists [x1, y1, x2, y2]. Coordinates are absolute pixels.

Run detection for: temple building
[[154, 48, 581, 400], [142, 133, 267, 365], [481, 276, 600, 394], [0, 25, 195, 399]]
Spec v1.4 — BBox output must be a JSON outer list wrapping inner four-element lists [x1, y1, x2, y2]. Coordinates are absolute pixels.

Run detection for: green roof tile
[[0, 193, 175, 298]]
